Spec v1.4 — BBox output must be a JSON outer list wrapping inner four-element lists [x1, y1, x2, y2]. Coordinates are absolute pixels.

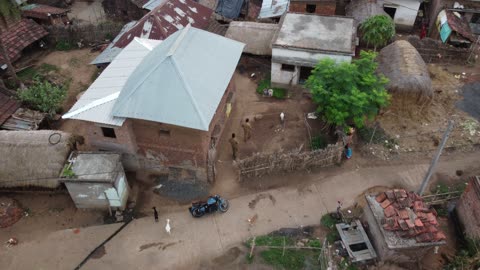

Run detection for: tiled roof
[[0, 19, 48, 65], [0, 92, 21, 126], [21, 4, 70, 20], [375, 189, 446, 243]]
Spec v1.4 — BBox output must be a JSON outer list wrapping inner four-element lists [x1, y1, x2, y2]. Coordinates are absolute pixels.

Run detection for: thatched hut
[[377, 40, 433, 106], [0, 130, 74, 189]]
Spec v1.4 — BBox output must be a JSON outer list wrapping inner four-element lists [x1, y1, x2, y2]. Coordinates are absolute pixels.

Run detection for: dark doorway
[[299, 66, 313, 85], [306, 4, 316, 13], [384, 6, 397, 19]]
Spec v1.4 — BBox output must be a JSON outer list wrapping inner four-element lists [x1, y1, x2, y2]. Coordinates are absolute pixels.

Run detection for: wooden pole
[[418, 120, 454, 195], [249, 236, 256, 259]]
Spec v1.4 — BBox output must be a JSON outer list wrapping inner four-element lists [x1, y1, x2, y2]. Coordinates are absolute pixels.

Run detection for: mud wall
[[44, 21, 124, 45], [456, 178, 480, 240], [405, 36, 471, 64]]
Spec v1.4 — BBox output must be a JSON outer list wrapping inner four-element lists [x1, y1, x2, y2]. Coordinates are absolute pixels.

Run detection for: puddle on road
[[248, 193, 276, 209]]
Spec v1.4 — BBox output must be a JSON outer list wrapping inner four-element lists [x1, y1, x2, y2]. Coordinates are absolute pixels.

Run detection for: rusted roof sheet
[[0, 19, 48, 65], [446, 11, 476, 42], [21, 4, 70, 20], [0, 92, 21, 126], [113, 0, 213, 49], [0, 107, 46, 131]]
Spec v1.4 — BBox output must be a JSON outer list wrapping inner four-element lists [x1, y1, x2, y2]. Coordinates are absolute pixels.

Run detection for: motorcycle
[[189, 195, 229, 218]]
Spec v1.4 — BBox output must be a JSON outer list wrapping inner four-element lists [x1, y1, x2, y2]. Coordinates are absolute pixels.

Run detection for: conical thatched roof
[[0, 130, 73, 189], [377, 40, 433, 105]]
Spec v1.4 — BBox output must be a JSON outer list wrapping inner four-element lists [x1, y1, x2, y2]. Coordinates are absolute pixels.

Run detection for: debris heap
[[375, 189, 446, 243]]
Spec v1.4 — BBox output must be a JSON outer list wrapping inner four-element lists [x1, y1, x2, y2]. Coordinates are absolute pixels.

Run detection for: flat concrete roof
[[273, 13, 355, 54], [71, 152, 122, 181]]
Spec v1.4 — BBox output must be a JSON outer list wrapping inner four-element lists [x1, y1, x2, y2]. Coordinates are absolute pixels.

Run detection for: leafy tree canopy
[[360, 15, 395, 51], [17, 77, 67, 115], [306, 51, 390, 128]]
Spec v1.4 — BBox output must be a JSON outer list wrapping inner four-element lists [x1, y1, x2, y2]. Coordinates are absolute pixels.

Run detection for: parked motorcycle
[[189, 195, 229, 218]]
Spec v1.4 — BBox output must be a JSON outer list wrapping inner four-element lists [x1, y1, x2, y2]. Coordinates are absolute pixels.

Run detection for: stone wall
[[289, 1, 336, 15], [237, 143, 343, 180], [456, 177, 480, 240], [405, 35, 471, 64], [44, 21, 124, 45]]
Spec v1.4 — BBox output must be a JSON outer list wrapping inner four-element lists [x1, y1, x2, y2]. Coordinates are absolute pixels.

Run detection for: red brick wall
[[456, 179, 480, 240], [289, 1, 336, 16], [80, 79, 235, 182]]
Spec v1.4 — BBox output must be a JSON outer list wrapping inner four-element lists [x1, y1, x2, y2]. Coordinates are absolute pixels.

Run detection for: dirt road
[[3, 151, 478, 270]]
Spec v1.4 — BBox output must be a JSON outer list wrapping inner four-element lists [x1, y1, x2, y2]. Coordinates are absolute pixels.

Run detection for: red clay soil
[[0, 197, 23, 228]]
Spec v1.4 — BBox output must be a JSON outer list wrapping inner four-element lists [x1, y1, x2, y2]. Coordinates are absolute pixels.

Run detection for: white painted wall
[[384, 0, 421, 30], [271, 48, 352, 86]]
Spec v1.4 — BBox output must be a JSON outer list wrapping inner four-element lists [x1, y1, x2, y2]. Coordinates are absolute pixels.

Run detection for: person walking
[[241, 118, 252, 142], [229, 133, 239, 160], [153, 207, 159, 222]]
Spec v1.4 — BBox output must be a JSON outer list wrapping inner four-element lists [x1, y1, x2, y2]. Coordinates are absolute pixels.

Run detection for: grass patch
[[256, 78, 287, 99], [245, 254, 254, 264], [260, 249, 306, 270], [321, 213, 336, 230], [56, 40, 74, 51], [17, 67, 39, 81], [246, 235, 294, 248], [307, 239, 322, 248], [311, 135, 328, 150], [326, 230, 340, 244], [38, 63, 59, 73]]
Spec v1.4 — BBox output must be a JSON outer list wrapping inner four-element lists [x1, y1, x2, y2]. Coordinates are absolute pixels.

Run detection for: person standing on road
[[241, 118, 252, 142], [153, 207, 159, 222], [229, 133, 239, 160]]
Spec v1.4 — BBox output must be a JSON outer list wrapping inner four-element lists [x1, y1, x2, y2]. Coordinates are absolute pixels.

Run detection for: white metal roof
[[111, 26, 244, 131], [258, 0, 289, 19], [63, 38, 162, 126], [142, 0, 168, 10]]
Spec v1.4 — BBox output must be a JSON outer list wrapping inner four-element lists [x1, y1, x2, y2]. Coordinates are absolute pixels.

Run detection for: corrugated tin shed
[[91, 0, 212, 65], [225, 22, 278, 55], [215, 0, 244, 19], [112, 26, 244, 131], [0, 92, 21, 126], [64, 38, 162, 126], [1, 108, 46, 131], [20, 4, 70, 20], [91, 21, 137, 65], [258, 0, 289, 19], [336, 220, 377, 262], [0, 19, 48, 66]]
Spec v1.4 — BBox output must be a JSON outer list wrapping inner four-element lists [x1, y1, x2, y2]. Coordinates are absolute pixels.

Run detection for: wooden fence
[[237, 143, 343, 180]]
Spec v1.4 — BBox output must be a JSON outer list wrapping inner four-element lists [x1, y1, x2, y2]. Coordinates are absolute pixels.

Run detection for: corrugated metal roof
[[63, 38, 162, 126], [21, 4, 70, 20], [142, 0, 168, 10], [112, 26, 244, 131], [91, 21, 137, 65], [258, 0, 289, 19]]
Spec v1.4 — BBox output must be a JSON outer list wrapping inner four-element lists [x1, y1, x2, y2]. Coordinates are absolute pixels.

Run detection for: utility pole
[[418, 120, 454, 195]]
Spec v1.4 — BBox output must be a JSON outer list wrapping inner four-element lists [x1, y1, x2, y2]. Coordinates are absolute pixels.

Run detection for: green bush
[[56, 40, 74, 51], [321, 213, 336, 230], [311, 135, 328, 150], [272, 88, 286, 99], [307, 239, 322, 248], [326, 230, 340, 244], [17, 78, 67, 115], [256, 78, 287, 99]]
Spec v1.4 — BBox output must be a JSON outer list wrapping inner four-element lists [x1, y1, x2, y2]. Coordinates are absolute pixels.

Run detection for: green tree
[[306, 51, 390, 128], [360, 15, 395, 51], [17, 78, 67, 115]]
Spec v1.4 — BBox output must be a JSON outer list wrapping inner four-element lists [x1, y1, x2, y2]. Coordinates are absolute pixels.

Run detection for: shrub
[[256, 78, 287, 99], [17, 78, 67, 115], [321, 213, 337, 230], [311, 135, 328, 150], [56, 40, 74, 51]]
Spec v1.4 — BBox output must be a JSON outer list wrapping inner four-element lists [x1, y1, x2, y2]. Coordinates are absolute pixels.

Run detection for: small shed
[[377, 40, 433, 106], [364, 189, 446, 264], [20, 4, 70, 26], [62, 152, 129, 210], [456, 176, 480, 240], [0, 130, 74, 189], [270, 13, 356, 87], [336, 220, 377, 263], [225, 22, 278, 55]]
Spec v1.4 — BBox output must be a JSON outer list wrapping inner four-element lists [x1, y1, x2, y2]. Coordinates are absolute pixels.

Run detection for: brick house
[[456, 176, 480, 240], [289, 0, 336, 15], [63, 26, 244, 183]]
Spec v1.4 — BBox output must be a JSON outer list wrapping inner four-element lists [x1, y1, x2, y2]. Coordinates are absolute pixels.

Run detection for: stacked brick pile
[[375, 189, 446, 243]]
